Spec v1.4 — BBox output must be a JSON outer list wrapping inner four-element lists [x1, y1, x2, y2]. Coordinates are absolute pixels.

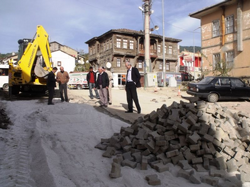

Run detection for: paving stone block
[[156, 140, 167, 146], [101, 138, 110, 144], [178, 160, 193, 170], [225, 176, 242, 187], [149, 110, 159, 121], [187, 132, 201, 144], [183, 148, 196, 161], [178, 121, 190, 133], [136, 128, 147, 139], [203, 154, 214, 160], [226, 159, 237, 172], [171, 152, 184, 165], [192, 157, 203, 164], [154, 162, 171, 173], [241, 135, 250, 143], [145, 174, 161, 186], [142, 149, 151, 156], [198, 123, 210, 136], [120, 136, 132, 147], [189, 170, 202, 184], [209, 168, 226, 177], [207, 142, 216, 155], [132, 152, 142, 163], [223, 146, 235, 157], [113, 154, 123, 165], [203, 157, 210, 170], [177, 169, 190, 180], [217, 181, 238, 187], [215, 157, 227, 170], [145, 121, 157, 131], [122, 151, 134, 161], [203, 134, 214, 142], [121, 159, 137, 168], [95, 143, 108, 150], [240, 172, 250, 183], [146, 139, 155, 152], [201, 175, 219, 186], [189, 144, 201, 152], [178, 135, 187, 146], [156, 153, 171, 164], [193, 164, 207, 172], [124, 127, 134, 136], [102, 147, 116, 158], [141, 157, 148, 170], [109, 162, 122, 178], [166, 149, 179, 158]]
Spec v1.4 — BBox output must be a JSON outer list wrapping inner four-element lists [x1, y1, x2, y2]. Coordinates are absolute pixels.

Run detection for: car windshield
[[198, 77, 214, 84]]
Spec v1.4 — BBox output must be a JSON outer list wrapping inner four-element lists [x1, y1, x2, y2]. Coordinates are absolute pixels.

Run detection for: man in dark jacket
[[125, 62, 141, 114], [47, 67, 58, 105], [87, 67, 100, 99], [95, 67, 109, 107]]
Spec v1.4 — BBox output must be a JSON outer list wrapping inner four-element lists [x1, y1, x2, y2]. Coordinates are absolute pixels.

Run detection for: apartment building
[[85, 29, 181, 87], [190, 0, 250, 77]]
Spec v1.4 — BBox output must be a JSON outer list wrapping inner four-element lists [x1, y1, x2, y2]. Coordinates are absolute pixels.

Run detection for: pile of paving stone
[[95, 100, 250, 186]]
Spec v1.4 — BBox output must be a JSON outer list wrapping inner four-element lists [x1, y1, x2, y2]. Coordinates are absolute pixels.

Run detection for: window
[[0, 69, 8, 76], [226, 51, 234, 66], [220, 78, 230, 86], [57, 61, 61, 66], [104, 43, 106, 51], [159, 62, 163, 70], [123, 39, 128, 49], [138, 60, 143, 69], [129, 40, 134, 49], [106, 41, 109, 50], [166, 62, 170, 70], [97, 44, 100, 53], [157, 45, 161, 53], [231, 79, 244, 87], [212, 20, 220, 37], [164, 45, 166, 54], [116, 38, 121, 48], [117, 58, 121, 67], [93, 46, 95, 54], [213, 53, 220, 69], [225, 15, 234, 34], [168, 46, 172, 55], [110, 39, 112, 49]]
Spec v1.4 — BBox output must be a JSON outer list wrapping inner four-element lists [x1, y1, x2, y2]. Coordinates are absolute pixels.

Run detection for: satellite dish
[[106, 62, 112, 69]]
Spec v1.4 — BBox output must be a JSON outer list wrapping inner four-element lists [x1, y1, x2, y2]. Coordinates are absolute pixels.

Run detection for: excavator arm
[[9, 25, 53, 95], [17, 25, 52, 83]]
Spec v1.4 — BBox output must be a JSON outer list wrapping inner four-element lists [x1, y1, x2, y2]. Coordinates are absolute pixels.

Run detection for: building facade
[[190, 0, 250, 77], [85, 29, 181, 87]]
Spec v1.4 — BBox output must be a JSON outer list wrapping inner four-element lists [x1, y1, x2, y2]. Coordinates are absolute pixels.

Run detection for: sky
[[0, 0, 223, 54]]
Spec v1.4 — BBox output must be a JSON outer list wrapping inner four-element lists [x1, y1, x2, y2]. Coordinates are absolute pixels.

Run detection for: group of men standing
[[47, 66, 69, 105], [47, 62, 141, 114]]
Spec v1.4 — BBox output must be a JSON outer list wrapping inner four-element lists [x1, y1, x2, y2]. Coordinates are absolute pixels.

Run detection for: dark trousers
[[126, 82, 141, 112], [48, 86, 55, 104], [59, 83, 68, 101]]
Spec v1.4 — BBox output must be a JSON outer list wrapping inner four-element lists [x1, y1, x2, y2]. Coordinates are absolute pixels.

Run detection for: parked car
[[187, 76, 250, 102]]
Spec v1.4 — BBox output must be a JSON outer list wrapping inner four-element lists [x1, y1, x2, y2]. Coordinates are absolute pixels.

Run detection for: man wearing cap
[[102, 66, 113, 105]]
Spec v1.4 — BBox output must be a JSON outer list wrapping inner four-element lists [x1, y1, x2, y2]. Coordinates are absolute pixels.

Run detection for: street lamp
[[162, 0, 166, 87]]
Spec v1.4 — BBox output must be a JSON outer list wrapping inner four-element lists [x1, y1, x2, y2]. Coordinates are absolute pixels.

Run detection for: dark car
[[187, 76, 250, 102]]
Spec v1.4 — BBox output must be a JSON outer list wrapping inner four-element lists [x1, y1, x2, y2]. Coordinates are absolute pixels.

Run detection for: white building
[[51, 51, 76, 73]]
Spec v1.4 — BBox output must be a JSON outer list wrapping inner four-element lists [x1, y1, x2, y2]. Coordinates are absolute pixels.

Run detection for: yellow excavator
[[9, 25, 53, 95]]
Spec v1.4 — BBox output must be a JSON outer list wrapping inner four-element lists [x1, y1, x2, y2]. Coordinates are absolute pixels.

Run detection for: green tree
[[212, 60, 233, 76]]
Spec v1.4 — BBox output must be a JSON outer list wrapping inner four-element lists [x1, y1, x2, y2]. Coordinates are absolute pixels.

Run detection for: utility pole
[[162, 0, 166, 87], [143, 0, 151, 87]]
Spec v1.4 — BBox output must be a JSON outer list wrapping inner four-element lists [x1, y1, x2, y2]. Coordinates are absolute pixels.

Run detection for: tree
[[212, 60, 233, 76]]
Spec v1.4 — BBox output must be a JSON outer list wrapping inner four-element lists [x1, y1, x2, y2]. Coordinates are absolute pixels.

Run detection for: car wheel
[[208, 93, 218, 103]]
